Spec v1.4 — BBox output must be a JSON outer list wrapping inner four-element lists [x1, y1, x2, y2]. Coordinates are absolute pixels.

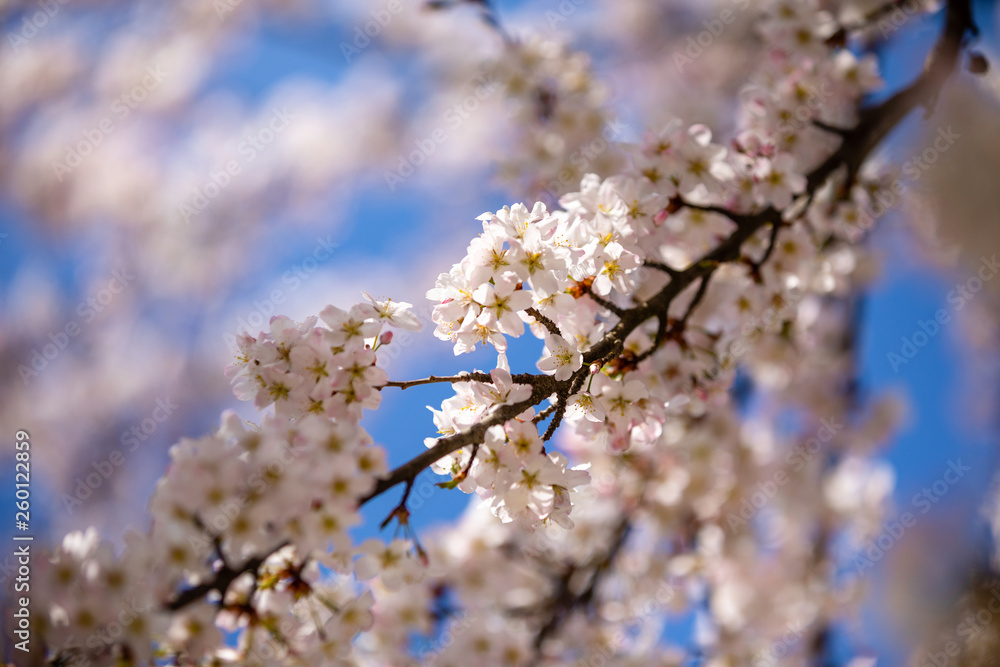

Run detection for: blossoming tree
[[8, 0, 992, 665]]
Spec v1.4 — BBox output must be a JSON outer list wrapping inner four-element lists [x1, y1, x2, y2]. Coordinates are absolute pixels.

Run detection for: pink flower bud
[[590, 363, 601, 374], [379, 331, 393, 346]]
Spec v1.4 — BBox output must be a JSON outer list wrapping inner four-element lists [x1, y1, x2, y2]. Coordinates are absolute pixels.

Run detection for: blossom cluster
[[424, 368, 592, 527], [19, 294, 433, 663], [32, 408, 418, 664], [426, 194, 647, 360], [225, 292, 421, 422]]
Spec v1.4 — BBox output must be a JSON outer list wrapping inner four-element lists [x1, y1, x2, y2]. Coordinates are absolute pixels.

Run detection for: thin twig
[[588, 293, 627, 317], [677, 273, 714, 331], [380, 478, 415, 530], [644, 259, 680, 278], [165, 540, 288, 612], [526, 307, 562, 337], [383, 373, 493, 390], [811, 118, 851, 136], [532, 403, 559, 423], [676, 197, 753, 227], [541, 399, 567, 442], [745, 221, 783, 282]]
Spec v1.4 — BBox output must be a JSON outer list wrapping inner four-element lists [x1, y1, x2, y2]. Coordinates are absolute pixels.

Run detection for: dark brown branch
[[360, 377, 561, 504], [382, 372, 494, 390], [526, 307, 562, 337], [532, 403, 559, 423], [165, 541, 287, 612], [675, 197, 753, 227], [629, 315, 669, 367], [629, 271, 713, 367], [644, 259, 681, 278], [811, 118, 851, 136], [462, 442, 480, 478], [678, 273, 713, 330], [530, 516, 632, 655], [588, 293, 627, 318], [380, 478, 415, 529], [806, 0, 974, 196], [541, 398, 567, 442], [745, 220, 783, 282], [425, 0, 512, 44]]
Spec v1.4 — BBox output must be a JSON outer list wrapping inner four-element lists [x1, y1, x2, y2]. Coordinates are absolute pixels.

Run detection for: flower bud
[[379, 331, 394, 346], [969, 51, 989, 75]]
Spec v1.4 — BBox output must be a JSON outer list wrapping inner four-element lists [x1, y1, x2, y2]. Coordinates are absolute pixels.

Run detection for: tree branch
[[360, 376, 561, 504], [526, 307, 563, 337], [165, 541, 287, 612], [644, 259, 681, 278], [588, 293, 627, 318], [382, 372, 494, 390], [362, 0, 976, 513], [158, 0, 978, 622]]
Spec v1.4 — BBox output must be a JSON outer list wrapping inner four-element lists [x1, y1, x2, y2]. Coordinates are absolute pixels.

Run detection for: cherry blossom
[[22, 1, 983, 665]]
